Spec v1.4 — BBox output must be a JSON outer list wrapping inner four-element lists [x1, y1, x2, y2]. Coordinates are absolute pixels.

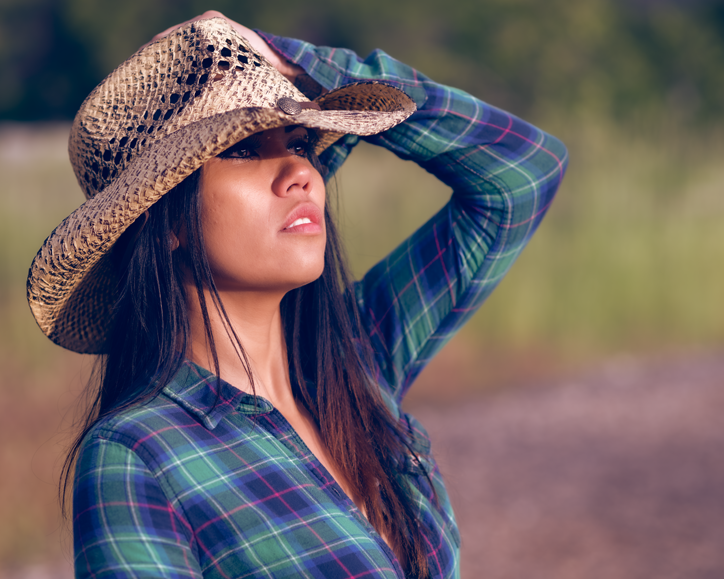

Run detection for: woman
[[27, 12, 567, 578]]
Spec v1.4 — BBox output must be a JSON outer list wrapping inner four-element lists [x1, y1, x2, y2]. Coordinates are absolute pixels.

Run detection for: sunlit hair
[[61, 141, 433, 577]]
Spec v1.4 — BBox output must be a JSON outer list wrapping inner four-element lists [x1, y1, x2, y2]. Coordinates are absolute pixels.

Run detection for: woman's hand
[[146, 10, 304, 82]]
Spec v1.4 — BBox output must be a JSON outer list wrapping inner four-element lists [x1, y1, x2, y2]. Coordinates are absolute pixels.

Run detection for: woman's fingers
[[144, 10, 303, 81]]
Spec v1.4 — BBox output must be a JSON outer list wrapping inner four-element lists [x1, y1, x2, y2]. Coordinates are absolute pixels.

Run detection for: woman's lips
[[280, 203, 323, 234]]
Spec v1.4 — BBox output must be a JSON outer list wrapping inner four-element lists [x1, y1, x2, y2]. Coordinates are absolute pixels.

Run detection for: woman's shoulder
[[80, 361, 239, 452], [80, 391, 188, 451]]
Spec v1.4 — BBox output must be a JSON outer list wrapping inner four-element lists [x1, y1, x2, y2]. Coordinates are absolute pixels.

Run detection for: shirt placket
[[257, 406, 404, 576]]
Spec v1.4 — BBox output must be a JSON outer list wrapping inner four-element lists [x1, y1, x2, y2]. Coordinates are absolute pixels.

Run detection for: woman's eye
[[229, 147, 254, 159], [289, 139, 311, 156], [218, 142, 258, 159]]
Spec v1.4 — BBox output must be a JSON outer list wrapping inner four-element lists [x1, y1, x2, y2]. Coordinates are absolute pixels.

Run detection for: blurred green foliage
[[1, 0, 723, 123]]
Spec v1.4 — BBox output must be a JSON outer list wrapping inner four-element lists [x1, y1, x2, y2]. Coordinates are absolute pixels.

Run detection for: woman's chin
[[285, 266, 325, 292], [214, 266, 325, 296]]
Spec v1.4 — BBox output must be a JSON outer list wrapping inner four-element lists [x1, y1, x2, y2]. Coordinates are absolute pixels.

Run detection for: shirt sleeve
[[73, 434, 203, 579], [260, 32, 569, 402]]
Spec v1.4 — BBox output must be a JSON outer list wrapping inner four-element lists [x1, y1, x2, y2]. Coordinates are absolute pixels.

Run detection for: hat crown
[[69, 18, 305, 200]]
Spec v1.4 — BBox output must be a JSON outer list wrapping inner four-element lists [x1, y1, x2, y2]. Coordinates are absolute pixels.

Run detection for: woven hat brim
[[27, 97, 414, 353]]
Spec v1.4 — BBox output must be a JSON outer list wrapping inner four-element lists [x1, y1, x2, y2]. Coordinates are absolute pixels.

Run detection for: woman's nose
[[271, 155, 313, 198]]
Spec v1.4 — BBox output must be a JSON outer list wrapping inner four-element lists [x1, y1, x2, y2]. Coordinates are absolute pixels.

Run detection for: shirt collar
[[162, 360, 274, 429]]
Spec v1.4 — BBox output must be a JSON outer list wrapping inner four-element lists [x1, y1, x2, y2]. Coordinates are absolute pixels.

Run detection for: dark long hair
[[61, 149, 432, 576]]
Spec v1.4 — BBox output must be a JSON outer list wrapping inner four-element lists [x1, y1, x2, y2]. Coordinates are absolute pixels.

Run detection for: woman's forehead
[[246, 125, 308, 141]]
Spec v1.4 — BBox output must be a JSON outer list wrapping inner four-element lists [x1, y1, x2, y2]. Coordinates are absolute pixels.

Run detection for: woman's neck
[[184, 286, 294, 407], [182, 284, 392, 545]]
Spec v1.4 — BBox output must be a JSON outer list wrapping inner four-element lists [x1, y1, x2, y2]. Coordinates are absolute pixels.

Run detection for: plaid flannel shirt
[[73, 32, 568, 579]]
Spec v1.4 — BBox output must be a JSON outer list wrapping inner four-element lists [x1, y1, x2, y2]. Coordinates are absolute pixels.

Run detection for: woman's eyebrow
[[226, 134, 261, 152], [284, 125, 307, 134]]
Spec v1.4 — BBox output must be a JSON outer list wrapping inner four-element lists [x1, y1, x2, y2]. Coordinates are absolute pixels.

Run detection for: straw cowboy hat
[[26, 17, 415, 354]]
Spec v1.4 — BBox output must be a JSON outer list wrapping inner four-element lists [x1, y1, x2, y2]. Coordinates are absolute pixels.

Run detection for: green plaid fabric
[[73, 33, 567, 579]]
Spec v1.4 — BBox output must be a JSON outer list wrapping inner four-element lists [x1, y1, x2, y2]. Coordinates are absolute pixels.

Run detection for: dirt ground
[[4, 350, 724, 578], [412, 350, 724, 578]]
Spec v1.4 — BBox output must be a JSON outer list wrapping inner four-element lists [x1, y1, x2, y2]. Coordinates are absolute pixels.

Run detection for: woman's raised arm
[[258, 31, 569, 402]]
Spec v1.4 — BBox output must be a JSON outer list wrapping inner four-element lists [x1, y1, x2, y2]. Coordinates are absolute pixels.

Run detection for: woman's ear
[[168, 230, 180, 251]]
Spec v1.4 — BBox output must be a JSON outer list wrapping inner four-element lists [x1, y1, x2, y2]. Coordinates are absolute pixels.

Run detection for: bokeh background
[[2, 0, 724, 576]]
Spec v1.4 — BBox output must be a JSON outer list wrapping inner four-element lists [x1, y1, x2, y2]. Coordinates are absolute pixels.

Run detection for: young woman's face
[[198, 126, 327, 295]]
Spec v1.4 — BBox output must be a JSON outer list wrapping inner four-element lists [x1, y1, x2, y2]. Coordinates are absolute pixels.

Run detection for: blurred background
[[2, 0, 724, 576]]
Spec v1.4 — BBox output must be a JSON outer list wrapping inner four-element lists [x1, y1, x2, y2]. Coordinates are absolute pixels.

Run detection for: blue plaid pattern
[[73, 33, 567, 578]]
